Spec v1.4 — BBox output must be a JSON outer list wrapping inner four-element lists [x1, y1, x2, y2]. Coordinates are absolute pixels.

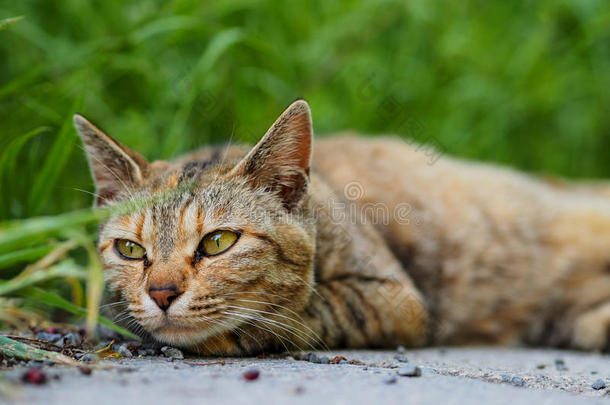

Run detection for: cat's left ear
[[74, 114, 149, 207], [230, 100, 312, 210]]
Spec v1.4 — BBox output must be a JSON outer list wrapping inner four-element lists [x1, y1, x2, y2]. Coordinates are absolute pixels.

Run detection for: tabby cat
[[74, 100, 610, 355]]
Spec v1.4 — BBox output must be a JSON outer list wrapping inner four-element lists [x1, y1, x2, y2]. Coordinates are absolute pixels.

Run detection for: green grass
[[0, 1, 610, 334]]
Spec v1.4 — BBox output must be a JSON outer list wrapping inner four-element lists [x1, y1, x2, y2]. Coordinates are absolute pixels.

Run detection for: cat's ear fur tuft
[[230, 100, 313, 210], [74, 114, 149, 207]]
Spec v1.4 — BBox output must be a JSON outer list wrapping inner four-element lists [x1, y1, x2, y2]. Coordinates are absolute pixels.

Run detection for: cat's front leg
[[572, 301, 610, 352], [301, 276, 429, 349]]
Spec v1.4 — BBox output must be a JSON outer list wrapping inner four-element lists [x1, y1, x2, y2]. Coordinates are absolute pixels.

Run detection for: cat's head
[[75, 101, 316, 354]]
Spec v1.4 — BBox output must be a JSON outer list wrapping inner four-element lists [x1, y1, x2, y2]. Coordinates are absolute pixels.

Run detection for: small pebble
[[338, 360, 349, 365], [22, 368, 47, 385], [501, 375, 512, 383], [555, 359, 568, 371], [64, 333, 82, 346], [511, 376, 525, 387], [117, 344, 133, 358], [319, 356, 330, 364], [592, 379, 606, 390], [309, 353, 321, 364], [34, 332, 62, 343], [396, 345, 406, 354], [382, 374, 397, 384], [79, 366, 92, 376], [160, 346, 184, 360], [397, 365, 421, 377], [394, 354, 408, 363], [80, 353, 98, 363], [243, 369, 260, 381]]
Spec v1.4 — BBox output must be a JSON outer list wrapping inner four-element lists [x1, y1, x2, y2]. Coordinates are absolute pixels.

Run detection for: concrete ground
[[3, 347, 610, 405]]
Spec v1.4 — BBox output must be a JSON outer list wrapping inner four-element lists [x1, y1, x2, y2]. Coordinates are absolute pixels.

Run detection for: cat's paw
[[572, 302, 610, 352]]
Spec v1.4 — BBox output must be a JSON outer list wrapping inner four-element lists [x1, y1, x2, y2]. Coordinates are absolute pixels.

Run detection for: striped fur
[[75, 101, 610, 354]]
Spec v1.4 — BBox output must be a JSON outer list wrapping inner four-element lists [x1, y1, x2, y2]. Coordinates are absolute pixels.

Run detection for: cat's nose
[[148, 284, 181, 311]]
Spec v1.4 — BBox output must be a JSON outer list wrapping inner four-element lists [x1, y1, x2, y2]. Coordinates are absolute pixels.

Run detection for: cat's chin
[[151, 323, 228, 347]]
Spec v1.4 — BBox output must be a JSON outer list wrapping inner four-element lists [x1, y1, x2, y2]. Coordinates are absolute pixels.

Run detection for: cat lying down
[[75, 100, 610, 355]]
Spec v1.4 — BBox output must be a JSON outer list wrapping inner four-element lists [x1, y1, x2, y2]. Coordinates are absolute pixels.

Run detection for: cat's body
[[75, 101, 610, 354]]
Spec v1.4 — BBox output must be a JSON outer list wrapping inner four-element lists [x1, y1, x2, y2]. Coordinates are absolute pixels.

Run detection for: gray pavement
[[3, 347, 610, 405]]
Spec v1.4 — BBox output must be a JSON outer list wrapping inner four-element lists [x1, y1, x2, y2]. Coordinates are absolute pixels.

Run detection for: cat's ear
[[74, 114, 149, 207], [230, 100, 313, 210]]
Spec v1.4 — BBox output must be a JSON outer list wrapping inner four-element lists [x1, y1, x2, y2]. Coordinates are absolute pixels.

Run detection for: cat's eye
[[199, 230, 239, 257], [114, 239, 146, 260]]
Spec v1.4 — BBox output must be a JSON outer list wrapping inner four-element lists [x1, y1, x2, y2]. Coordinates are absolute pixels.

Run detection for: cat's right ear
[[74, 114, 149, 207]]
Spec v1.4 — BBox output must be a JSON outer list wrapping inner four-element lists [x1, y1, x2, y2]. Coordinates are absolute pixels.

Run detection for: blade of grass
[[131, 15, 199, 43], [0, 126, 49, 219], [164, 27, 245, 156], [17, 287, 139, 340], [27, 97, 82, 216], [0, 335, 76, 365], [70, 232, 104, 337], [65, 277, 84, 307], [0, 208, 101, 254], [13, 240, 77, 282], [0, 16, 24, 31], [0, 245, 54, 269], [0, 259, 85, 296]]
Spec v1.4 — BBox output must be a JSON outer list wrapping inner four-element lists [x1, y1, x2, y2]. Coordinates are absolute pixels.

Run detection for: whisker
[[219, 291, 291, 302], [229, 297, 327, 349], [99, 300, 129, 310], [225, 305, 318, 350], [222, 311, 292, 352], [223, 310, 301, 352]]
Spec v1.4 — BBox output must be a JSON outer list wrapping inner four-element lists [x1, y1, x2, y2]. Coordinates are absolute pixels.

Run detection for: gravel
[[117, 344, 133, 358], [79, 353, 98, 363], [160, 346, 184, 360], [397, 365, 422, 377], [5, 348, 610, 405], [591, 379, 606, 390], [394, 354, 409, 363], [511, 376, 525, 387], [555, 358, 568, 371]]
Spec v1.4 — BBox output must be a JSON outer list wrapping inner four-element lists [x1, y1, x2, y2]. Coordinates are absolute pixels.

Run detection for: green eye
[[115, 239, 146, 260], [200, 230, 239, 256]]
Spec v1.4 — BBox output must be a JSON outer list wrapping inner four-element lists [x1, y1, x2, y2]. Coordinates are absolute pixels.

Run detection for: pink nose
[[148, 284, 181, 311]]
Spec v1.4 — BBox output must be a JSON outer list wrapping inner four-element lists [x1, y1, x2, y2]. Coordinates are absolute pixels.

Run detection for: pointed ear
[[74, 114, 149, 207], [229, 100, 313, 210]]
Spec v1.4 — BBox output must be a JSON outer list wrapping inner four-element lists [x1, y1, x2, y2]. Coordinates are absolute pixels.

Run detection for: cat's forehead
[[144, 145, 251, 192]]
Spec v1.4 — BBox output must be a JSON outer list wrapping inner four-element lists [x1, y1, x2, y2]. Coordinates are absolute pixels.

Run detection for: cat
[[74, 100, 610, 355]]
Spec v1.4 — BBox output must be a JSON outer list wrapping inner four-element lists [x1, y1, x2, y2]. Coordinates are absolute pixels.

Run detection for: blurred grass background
[[0, 0, 610, 334]]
